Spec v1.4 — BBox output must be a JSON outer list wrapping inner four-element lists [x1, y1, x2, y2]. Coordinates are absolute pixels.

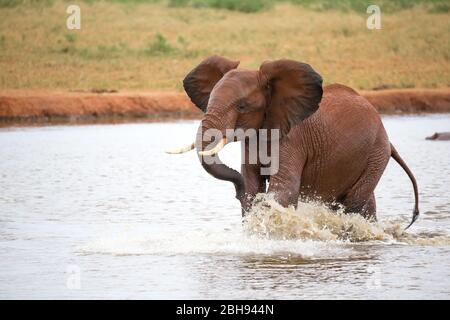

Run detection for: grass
[[144, 33, 177, 55], [0, 0, 55, 8], [0, 0, 448, 90], [169, 0, 272, 13], [2, 0, 448, 13]]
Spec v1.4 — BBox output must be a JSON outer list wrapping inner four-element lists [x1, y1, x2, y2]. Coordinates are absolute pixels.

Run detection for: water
[[0, 114, 449, 299]]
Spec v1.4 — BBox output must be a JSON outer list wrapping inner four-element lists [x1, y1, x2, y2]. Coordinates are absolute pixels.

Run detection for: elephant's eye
[[236, 101, 248, 112]]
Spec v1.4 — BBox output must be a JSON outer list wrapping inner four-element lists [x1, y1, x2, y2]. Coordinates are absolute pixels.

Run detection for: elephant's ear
[[183, 55, 240, 112], [260, 59, 323, 136]]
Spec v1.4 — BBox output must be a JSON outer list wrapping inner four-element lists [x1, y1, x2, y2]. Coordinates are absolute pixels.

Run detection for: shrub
[[144, 33, 176, 56], [0, 0, 54, 8], [168, 0, 271, 13]]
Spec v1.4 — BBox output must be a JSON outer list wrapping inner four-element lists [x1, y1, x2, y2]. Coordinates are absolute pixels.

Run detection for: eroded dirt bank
[[1, 88, 449, 126], [359, 88, 450, 114]]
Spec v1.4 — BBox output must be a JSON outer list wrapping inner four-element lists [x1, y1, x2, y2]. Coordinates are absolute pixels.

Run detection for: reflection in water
[[0, 114, 449, 299]]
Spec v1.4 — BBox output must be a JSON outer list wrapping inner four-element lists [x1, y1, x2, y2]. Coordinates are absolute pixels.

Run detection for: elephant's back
[[320, 84, 379, 116], [317, 84, 383, 134], [323, 83, 360, 95]]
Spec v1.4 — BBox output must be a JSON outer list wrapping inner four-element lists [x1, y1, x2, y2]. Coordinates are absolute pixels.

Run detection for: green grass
[[0, 0, 54, 8], [1, 0, 449, 13], [144, 33, 177, 55], [53, 32, 201, 59], [0, 1, 448, 90], [289, 0, 450, 13], [169, 0, 272, 13], [64, 33, 77, 43]]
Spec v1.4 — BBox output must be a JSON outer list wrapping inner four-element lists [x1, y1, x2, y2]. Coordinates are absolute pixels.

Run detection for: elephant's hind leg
[[341, 136, 390, 220], [362, 193, 377, 221], [343, 188, 378, 220], [342, 182, 380, 220]]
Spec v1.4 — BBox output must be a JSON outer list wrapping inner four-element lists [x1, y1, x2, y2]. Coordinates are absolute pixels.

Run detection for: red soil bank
[[360, 88, 450, 114], [0, 88, 449, 125]]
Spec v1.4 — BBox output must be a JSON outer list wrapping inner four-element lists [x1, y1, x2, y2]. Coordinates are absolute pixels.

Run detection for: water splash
[[79, 194, 450, 257], [79, 231, 354, 258], [243, 193, 450, 245]]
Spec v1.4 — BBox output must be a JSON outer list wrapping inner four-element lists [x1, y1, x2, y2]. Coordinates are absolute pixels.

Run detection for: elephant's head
[[168, 55, 323, 204]]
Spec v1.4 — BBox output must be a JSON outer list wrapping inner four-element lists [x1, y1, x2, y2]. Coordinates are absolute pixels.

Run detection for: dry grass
[[0, 1, 449, 91]]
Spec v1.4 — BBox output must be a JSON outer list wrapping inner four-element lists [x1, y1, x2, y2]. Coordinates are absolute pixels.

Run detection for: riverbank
[[1, 88, 449, 126]]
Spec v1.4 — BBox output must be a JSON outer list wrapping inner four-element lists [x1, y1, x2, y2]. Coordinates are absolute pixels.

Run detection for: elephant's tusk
[[198, 137, 228, 156], [165, 142, 195, 154]]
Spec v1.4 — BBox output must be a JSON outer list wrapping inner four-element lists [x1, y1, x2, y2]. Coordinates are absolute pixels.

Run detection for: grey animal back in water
[[426, 132, 450, 141]]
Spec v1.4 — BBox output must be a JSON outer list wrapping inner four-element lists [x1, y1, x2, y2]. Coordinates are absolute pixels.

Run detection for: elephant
[[167, 55, 420, 228], [426, 132, 450, 140]]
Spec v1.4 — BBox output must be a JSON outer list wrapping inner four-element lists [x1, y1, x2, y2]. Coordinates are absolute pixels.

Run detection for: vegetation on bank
[[1, 0, 449, 13], [0, 0, 448, 90]]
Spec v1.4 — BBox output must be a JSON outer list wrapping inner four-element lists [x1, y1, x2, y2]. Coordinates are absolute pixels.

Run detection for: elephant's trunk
[[196, 110, 245, 203]]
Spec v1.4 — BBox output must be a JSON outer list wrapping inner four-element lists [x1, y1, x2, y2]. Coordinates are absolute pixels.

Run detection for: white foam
[[79, 229, 357, 259]]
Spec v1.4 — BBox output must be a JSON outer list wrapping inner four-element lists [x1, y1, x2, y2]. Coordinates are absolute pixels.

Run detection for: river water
[[0, 114, 449, 299]]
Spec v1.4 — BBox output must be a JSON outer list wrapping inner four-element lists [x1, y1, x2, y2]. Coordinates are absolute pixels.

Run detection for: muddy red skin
[[181, 55, 419, 226], [266, 84, 390, 218]]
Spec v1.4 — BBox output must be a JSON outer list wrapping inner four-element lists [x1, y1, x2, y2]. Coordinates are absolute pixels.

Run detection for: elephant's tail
[[390, 143, 419, 229]]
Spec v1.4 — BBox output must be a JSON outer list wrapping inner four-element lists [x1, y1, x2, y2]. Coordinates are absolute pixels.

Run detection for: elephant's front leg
[[241, 164, 266, 215], [240, 139, 267, 215], [267, 144, 305, 208], [268, 171, 301, 208]]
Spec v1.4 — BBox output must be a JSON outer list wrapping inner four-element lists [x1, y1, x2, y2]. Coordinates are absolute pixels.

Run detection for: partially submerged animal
[[168, 56, 420, 229], [426, 132, 450, 141]]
